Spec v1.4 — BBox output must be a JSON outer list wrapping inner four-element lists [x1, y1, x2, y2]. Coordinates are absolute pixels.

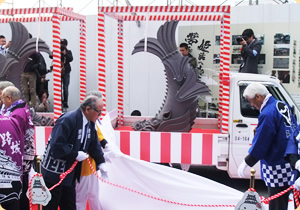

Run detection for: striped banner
[[34, 126, 225, 166], [99, 5, 230, 13]]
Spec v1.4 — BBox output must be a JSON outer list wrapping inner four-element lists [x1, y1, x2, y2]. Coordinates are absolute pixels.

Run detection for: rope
[[28, 161, 78, 210], [85, 158, 236, 208], [27, 158, 300, 209]]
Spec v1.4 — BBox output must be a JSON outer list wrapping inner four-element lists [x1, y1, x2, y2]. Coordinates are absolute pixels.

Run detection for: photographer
[[238, 28, 262, 74]]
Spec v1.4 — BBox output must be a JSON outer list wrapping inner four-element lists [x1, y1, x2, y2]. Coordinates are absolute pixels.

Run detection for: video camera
[[236, 35, 248, 43]]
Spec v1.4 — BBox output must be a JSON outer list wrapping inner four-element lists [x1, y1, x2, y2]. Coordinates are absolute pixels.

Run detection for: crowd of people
[[0, 27, 300, 210]]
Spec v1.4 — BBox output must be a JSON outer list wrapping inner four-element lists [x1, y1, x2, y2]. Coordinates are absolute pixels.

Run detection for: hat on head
[[242, 29, 254, 38], [61, 38, 68, 46]]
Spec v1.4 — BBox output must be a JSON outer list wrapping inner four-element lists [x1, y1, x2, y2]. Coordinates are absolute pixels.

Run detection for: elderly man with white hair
[[237, 82, 298, 210]]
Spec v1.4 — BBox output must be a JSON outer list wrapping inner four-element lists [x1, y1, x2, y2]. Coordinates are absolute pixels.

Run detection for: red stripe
[[160, 133, 170, 163], [140, 132, 150, 161], [181, 133, 191, 164], [120, 132, 130, 155], [202, 134, 213, 165]]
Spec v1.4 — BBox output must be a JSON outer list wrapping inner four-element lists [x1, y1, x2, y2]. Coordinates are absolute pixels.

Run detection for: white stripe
[[130, 131, 140, 159], [191, 133, 202, 164], [150, 132, 161, 162], [35, 127, 46, 156], [212, 134, 218, 165], [114, 131, 121, 149], [170, 133, 181, 163]]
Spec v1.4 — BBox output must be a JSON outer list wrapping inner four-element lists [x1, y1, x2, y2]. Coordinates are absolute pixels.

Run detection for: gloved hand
[[28, 167, 37, 183], [99, 163, 109, 180], [76, 151, 89, 162], [238, 160, 249, 178], [295, 177, 300, 191]]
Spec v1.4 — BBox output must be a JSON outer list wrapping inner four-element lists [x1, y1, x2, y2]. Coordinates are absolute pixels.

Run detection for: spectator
[[237, 82, 297, 210], [35, 90, 50, 112], [60, 38, 73, 109], [238, 29, 262, 74], [179, 43, 197, 69], [21, 51, 45, 109], [0, 35, 11, 55], [0, 86, 35, 210], [41, 90, 107, 210]]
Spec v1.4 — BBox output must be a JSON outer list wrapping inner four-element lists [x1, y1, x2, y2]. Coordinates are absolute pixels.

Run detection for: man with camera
[[238, 28, 262, 74]]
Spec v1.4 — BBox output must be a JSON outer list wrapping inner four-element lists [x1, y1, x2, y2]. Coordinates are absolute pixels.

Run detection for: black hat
[[242, 29, 254, 38], [61, 38, 68, 46]]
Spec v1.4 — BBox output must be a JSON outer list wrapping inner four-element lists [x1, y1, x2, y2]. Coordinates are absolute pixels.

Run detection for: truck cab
[[227, 72, 300, 178]]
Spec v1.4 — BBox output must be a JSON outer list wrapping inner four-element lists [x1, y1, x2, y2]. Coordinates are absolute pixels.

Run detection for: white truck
[[34, 72, 300, 179]]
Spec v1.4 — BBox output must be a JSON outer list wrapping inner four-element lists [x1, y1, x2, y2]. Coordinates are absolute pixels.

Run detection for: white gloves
[[295, 177, 300, 191], [103, 143, 122, 163], [28, 167, 37, 183], [76, 151, 89, 162], [99, 163, 109, 180], [238, 160, 249, 178]]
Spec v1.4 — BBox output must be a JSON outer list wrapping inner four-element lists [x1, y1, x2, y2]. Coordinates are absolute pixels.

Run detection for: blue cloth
[[249, 96, 298, 187], [41, 108, 105, 187]]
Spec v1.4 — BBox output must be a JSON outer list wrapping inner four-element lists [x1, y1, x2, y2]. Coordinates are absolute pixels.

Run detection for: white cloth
[[94, 113, 244, 210], [76, 174, 102, 210]]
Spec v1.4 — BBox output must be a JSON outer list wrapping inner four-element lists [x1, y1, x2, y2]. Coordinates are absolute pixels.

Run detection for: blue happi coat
[[248, 96, 297, 187]]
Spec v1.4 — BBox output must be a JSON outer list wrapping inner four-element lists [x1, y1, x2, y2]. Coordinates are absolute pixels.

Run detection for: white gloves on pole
[[99, 162, 109, 180], [238, 160, 249, 178], [76, 151, 89, 162]]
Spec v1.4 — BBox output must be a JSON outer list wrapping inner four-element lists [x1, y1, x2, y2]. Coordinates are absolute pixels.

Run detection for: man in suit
[[239, 29, 262, 74], [41, 90, 107, 210]]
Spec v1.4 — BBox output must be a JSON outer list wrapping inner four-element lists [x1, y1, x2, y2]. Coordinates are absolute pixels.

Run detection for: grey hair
[[2, 86, 21, 101], [80, 90, 103, 110], [0, 81, 14, 91], [243, 83, 269, 99]]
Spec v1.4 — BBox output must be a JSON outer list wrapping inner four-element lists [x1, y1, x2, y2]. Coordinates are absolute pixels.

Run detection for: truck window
[[240, 86, 260, 118], [240, 84, 288, 118]]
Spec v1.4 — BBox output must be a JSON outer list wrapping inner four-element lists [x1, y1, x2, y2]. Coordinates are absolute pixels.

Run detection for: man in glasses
[[41, 90, 108, 210]]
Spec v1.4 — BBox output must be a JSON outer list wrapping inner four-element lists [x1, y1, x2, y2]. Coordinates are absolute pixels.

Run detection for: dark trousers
[[62, 72, 70, 106], [43, 181, 76, 210], [268, 186, 290, 210], [20, 173, 29, 210], [0, 181, 22, 210]]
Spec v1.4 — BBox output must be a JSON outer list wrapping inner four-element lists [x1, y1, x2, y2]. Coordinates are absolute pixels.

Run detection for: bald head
[[2, 86, 21, 108]]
